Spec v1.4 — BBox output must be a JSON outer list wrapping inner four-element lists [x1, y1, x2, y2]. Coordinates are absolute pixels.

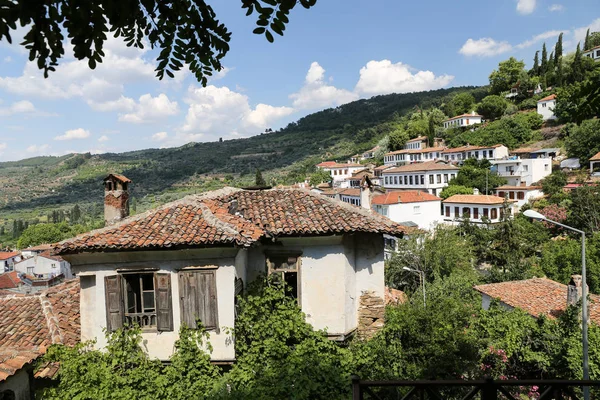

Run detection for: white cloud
[[3, 56, 11, 63], [210, 67, 232, 81], [0, 143, 6, 151], [516, 0, 536, 14], [119, 93, 179, 123], [289, 62, 359, 110], [152, 132, 169, 142], [516, 30, 563, 49], [459, 38, 513, 57], [98, 135, 109, 142], [88, 96, 136, 112], [549, 4, 564, 12], [54, 128, 91, 141], [573, 18, 600, 48], [245, 104, 295, 128], [354, 60, 454, 95], [26, 144, 50, 154], [0, 100, 35, 116]]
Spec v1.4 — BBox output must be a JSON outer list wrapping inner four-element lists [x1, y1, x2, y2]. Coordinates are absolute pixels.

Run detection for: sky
[[0, 0, 598, 161]]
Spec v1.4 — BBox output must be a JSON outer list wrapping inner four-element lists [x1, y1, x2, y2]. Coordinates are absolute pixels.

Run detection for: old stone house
[[53, 176, 408, 362]]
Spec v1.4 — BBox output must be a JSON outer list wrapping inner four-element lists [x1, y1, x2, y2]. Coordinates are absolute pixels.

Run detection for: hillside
[[0, 86, 480, 218]]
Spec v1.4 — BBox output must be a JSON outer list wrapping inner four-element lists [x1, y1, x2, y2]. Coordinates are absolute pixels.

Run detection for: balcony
[[125, 312, 157, 328]]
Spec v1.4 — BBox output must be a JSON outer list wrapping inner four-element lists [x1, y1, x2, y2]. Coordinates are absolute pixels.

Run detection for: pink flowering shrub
[[540, 204, 568, 231], [478, 346, 540, 399]]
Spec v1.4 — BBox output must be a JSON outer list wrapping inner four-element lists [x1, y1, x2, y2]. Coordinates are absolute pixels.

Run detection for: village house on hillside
[[0, 280, 79, 400], [490, 157, 552, 187], [372, 190, 442, 231], [442, 144, 508, 163], [583, 45, 600, 62], [53, 175, 409, 362], [442, 111, 483, 129], [383, 137, 445, 166], [590, 151, 600, 176], [442, 193, 517, 225], [536, 94, 557, 121], [382, 161, 459, 197], [0, 252, 21, 272], [315, 161, 364, 187]]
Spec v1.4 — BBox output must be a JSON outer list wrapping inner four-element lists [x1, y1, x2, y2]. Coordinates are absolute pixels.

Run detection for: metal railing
[[351, 376, 600, 399], [125, 312, 157, 328]]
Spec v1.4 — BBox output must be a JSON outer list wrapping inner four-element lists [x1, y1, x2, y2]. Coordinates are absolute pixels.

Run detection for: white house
[[14, 251, 73, 280], [350, 146, 380, 163], [443, 112, 483, 129], [590, 151, 600, 177], [490, 157, 552, 187], [54, 178, 409, 361], [372, 191, 442, 231], [442, 194, 516, 225], [316, 161, 364, 186], [537, 94, 557, 120], [381, 161, 460, 197], [0, 252, 21, 273], [442, 144, 509, 163], [583, 45, 600, 62], [495, 185, 543, 208], [383, 137, 445, 166]]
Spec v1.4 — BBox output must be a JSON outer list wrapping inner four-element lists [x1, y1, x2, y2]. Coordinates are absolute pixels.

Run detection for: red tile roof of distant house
[[105, 173, 131, 183], [442, 144, 504, 154], [406, 136, 428, 142], [474, 278, 600, 324], [54, 188, 410, 255], [495, 185, 542, 191], [0, 271, 22, 289], [590, 151, 600, 162], [538, 94, 557, 102], [0, 251, 19, 260], [22, 244, 53, 252], [0, 279, 80, 381], [316, 162, 362, 168], [443, 194, 516, 205], [444, 113, 483, 122], [373, 191, 441, 205], [374, 165, 393, 171], [384, 161, 459, 174]]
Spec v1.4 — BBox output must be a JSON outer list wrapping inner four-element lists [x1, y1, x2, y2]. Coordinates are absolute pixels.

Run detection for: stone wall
[[357, 290, 385, 340]]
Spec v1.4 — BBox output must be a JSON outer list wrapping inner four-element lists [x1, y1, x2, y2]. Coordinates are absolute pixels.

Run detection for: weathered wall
[[388, 201, 442, 231], [104, 190, 129, 225], [14, 256, 72, 279], [0, 368, 31, 400], [355, 232, 386, 339]]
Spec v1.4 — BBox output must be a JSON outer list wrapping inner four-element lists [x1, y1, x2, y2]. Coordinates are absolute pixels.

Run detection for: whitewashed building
[[495, 185, 543, 208], [0, 252, 21, 273], [55, 179, 408, 362], [372, 191, 442, 231], [383, 137, 445, 166], [537, 94, 557, 120], [316, 161, 364, 185], [381, 161, 460, 197], [442, 144, 509, 163], [490, 157, 552, 187], [442, 194, 516, 225], [14, 252, 73, 280], [590, 151, 600, 177], [443, 112, 483, 129], [583, 45, 600, 62]]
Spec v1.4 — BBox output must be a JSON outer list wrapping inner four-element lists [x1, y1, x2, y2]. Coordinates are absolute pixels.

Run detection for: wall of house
[[68, 248, 239, 362], [537, 100, 556, 120], [480, 293, 513, 312], [14, 256, 72, 279], [382, 170, 458, 196], [0, 368, 31, 400], [495, 189, 543, 208], [442, 202, 509, 225], [387, 201, 442, 230]]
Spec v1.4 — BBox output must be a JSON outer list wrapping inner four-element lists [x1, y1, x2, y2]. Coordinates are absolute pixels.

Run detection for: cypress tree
[[584, 28, 591, 50], [572, 43, 583, 83], [556, 58, 563, 87], [541, 43, 548, 74], [255, 169, 266, 186], [533, 51, 540, 75], [554, 33, 563, 64]]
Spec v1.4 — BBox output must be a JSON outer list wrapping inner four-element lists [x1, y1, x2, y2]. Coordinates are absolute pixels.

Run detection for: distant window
[[344, 169, 348, 175], [473, 208, 479, 219], [27, 267, 34, 275], [413, 205, 421, 214], [436, 174, 441, 184], [454, 207, 459, 218], [443, 174, 448, 183], [429, 175, 434, 184], [489, 150, 493, 158], [394, 176, 398, 185], [410, 176, 414, 185], [523, 165, 528, 172], [462, 207, 471, 219], [483, 208, 489, 218], [451, 174, 456, 180], [544, 164, 549, 171], [517, 192, 525, 200], [445, 206, 450, 217], [491, 208, 498, 219], [509, 191, 515, 199], [498, 191, 505, 198], [420, 175, 425, 185]]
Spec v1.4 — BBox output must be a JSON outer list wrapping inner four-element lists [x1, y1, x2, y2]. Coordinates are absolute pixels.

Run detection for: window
[[523, 165, 528, 172], [462, 207, 471, 219], [451, 174, 456, 180], [27, 266, 34, 275], [384, 176, 389, 185], [420, 175, 425, 185], [429, 175, 434, 184], [454, 207, 459, 217], [413, 205, 421, 214], [179, 269, 219, 330], [542, 103, 546, 108], [445, 206, 450, 217], [105, 272, 173, 332], [409, 176, 414, 185], [344, 169, 348, 175], [483, 208, 489, 218], [394, 176, 398, 185], [475, 151, 479, 158], [443, 174, 448, 183], [509, 191, 515, 199], [267, 252, 301, 299], [473, 208, 479, 219], [488, 150, 493, 158], [517, 192, 525, 200], [498, 191, 505, 198], [436, 174, 441, 184], [490, 208, 498, 219]]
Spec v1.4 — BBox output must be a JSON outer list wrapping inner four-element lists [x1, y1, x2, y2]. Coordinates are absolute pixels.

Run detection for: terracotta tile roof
[[538, 94, 556, 102], [590, 151, 600, 162], [372, 190, 441, 205], [55, 188, 409, 254], [22, 244, 53, 252], [316, 162, 362, 168], [105, 173, 131, 183], [444, 113, 483, 122], [474, 278, 600, 324], [406, 136, 428, 142], [495, 185, 542, 190], [385, 147, 444, 156], [339, 188, 361, 197], [383, 161, 459, 174], [0, 279, 80, 382], [0, 251, 19, 260], [374, 165, 393, 171], [442, 144, 504, 154], [0, 271, 22, 289], [443, 194, 516, 205]]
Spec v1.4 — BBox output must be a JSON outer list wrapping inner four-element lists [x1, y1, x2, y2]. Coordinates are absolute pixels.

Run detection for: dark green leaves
[[243, 0, 318, 44]]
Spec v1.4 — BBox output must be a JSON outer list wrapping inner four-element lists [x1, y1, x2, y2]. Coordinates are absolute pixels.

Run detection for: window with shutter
[[266, 252, 301, 301], [105, 275, 124, 332], [155, 273, 173, 332], [178, 270, 219, 331]]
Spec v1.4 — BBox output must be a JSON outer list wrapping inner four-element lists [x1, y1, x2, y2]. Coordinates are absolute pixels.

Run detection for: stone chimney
[[472, 110, 477, 116], [360, 176, 374, 210], [473, 188, 480, 195], [104, 174, 131, 226], [567, 274, 587, 307]]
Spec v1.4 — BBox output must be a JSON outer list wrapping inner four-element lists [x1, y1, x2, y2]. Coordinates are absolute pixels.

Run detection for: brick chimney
[[360, 176, 374, 210], [104, 174, 131, 226], [567, 274, 587, 307]]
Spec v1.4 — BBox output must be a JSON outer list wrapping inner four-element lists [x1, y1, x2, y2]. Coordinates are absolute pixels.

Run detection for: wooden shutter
[[179, 270, 218, 331], [154, 273, 173, 332], [105, 275, 124, 332]]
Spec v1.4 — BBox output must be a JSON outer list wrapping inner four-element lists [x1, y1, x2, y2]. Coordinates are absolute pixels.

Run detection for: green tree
[[388, 129, 410, 151], [0, 0, 318, 84], [541, 43, 548, 75], [309, 169, 331, 186], [585, 29, 591, 50], [439, 185, 474, 199], [451, 159, 506, 194], [255, 169, 266, 186], [451, 92, 476, 115], [555, 33, 563, 64], [17, 222, 82, 248], [477, 95, 508, 120], [541, 170, 568, 204], [533, 50, 540, 75], [568, 185, 600, 234], [489, 57, 526, 95], [565, 119, 600, 163], [571, 43, 584, 83]]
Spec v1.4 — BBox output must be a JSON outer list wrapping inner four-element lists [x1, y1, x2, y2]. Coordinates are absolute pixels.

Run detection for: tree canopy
[[0, 0, 318, 84]]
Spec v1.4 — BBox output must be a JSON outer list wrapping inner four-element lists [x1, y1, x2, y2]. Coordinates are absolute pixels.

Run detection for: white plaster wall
[[528, 159, 552, 185], [442, 202, 506, 225], [71, 249, 238, 362], [0, 368, 30, 400], [14, 256, 72, 279], [354, 233, 385, 306], [387, 201, 442, 230], [537, 100, 556, 120]]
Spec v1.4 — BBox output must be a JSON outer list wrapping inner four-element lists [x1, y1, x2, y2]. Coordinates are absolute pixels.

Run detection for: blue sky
[[0, 0, 598, 161]]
